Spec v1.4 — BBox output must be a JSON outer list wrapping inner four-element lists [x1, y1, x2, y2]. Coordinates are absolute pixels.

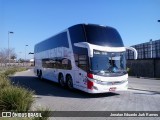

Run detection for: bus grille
[[100, 80, 127, 85]]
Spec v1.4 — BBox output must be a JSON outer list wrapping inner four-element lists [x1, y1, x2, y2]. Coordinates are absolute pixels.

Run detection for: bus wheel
[[38, 70, 42, 80], [66, 75, 73, 90], [59, 74, 65, 87]]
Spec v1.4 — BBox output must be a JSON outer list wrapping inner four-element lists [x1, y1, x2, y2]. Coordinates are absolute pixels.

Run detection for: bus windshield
[[90, 50, 126, 76]]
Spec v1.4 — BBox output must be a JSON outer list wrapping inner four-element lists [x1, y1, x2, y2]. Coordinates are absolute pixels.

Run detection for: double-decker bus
[[34, 24, 137, 93]]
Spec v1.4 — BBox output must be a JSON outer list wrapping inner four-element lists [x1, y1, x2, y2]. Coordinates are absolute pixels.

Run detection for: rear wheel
[[59, 74, 65, 87], [66, 75, 73, 90], [38, 70, 42, 80]]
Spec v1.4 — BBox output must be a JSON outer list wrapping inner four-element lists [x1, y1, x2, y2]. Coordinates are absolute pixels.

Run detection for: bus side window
[[75, 54, 88, 72], [79, 55, 88, 72], [74, 54, 78, 66], [62, 59, 72, 70]]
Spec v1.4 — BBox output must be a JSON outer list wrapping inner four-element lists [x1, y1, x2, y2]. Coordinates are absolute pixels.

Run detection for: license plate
[[109, 87, 116, 91]]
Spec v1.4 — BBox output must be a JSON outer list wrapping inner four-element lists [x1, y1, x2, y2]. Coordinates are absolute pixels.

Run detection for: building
[[126, 39, 160, 78], [127, 39, 160, 59]]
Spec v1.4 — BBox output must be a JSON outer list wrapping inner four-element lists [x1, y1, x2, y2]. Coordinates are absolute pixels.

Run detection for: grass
[[0, 67, 27, 91], [0, 74, 11, 89], [0, 86, 34, 112], [0, 67, 33, 112], [0, 67, 50, 120], [2, 67, 28, 77]]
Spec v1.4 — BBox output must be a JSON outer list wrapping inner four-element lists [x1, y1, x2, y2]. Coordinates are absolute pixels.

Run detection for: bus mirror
[[126, 47, 138, 59], [74, 42, 89, 48], [74, 42, 93, 57], [29, 52, 34, 54]]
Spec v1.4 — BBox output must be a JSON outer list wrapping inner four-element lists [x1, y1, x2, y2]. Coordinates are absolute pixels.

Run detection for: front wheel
[[66, 75, 73, 90]]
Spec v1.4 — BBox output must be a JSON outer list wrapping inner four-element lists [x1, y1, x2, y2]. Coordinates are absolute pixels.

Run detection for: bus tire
[[58, 73, 65, 87], [37, 70, 39, 76], [38, 70, 42, 80], [66, 75, 73, 90]]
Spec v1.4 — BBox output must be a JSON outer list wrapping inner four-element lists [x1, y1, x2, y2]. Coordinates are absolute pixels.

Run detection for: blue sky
[[0, 0, 160, 59]]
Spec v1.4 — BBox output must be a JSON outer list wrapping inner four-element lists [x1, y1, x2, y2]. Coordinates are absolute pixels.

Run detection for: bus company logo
[[2, 112, 12, 117]]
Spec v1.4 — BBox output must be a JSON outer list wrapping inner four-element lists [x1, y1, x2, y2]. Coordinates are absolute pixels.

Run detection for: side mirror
[[74, 42, 93, 57], [29, 52, 34, 54], [125, 47, 138, 59], [74, 42, 89, 48]]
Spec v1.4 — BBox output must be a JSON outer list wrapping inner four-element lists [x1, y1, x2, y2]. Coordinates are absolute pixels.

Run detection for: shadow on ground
[[10, 76, 120, 98], [130, 88, 160, 95]]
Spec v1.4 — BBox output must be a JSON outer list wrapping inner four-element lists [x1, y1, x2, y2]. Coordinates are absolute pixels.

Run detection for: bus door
[[74, 54, 88, 88]]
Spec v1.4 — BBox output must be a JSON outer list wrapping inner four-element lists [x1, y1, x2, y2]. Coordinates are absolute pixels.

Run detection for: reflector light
[[87, 73, 93, 79], [87, 80, 94, 89]]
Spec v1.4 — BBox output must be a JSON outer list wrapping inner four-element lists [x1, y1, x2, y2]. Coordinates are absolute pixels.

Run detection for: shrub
[[0, 75, 11, 89], [0, 86, 34, 112], [127, 67, 132, 76], [16, 67, 28, 72], [2, 67, 28, 77], [0, 67, 51, 120], [3, 68, 16, 77]]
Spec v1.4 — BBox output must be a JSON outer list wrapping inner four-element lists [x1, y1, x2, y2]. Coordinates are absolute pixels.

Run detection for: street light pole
[[158, 20, 160, 22], [25, 45, 28, 63], [8, 31, 14, 66]]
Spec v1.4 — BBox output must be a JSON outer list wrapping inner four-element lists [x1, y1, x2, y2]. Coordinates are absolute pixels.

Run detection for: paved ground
[[128, 77, 160, 92], [10, 69, 160, 120]]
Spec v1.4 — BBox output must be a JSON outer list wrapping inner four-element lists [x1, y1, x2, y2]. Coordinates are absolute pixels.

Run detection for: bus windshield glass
[[90, 50, 126, 76], [85, 25, 124, 47]]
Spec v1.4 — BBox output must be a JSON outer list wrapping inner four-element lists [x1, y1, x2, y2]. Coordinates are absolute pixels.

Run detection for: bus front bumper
[[87, 80, 128, 94]]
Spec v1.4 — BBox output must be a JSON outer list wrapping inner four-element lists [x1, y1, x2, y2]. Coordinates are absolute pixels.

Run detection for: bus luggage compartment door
[[75, 70, 86, 89]]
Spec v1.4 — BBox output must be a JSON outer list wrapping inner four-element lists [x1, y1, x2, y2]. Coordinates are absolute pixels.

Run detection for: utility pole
[[25, 45, 28, 66], [8, 31, 14, 66]]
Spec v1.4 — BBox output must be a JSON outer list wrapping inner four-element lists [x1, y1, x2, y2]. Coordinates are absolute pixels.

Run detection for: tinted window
[[84, 25, 124, 47], [69, 24, 89, 71], [35, 32, 69, 53], [69, 24, 87, 54], [42, 58, 72, 70], [74, 54, 89, 72]]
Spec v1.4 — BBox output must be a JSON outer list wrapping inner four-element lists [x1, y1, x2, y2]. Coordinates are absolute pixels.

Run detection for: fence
[[127, 58, 160, 78], [0, 62, 33, 67], [126, 39, 160, 59]]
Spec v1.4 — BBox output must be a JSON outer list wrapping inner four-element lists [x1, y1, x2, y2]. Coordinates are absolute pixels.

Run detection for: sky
[[0, 0, 160, 59]]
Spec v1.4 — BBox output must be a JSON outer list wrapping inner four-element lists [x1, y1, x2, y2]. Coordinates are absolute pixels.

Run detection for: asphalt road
[[10, 69, 160, 120], [128, 77, 160, 92]]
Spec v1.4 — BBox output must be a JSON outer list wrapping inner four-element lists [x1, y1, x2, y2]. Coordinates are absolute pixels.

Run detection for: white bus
[[34, 24, 137, 93]]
